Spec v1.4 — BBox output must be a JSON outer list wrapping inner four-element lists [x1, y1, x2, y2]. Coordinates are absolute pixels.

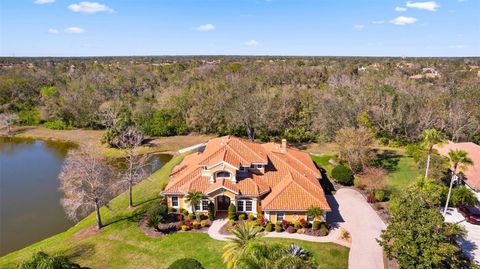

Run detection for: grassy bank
[[6, 126, 214, 157], [0, 152, 349, 269]]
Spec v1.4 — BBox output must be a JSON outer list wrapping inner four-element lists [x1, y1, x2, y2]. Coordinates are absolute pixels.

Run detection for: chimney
[[281, 139, 287, 152]]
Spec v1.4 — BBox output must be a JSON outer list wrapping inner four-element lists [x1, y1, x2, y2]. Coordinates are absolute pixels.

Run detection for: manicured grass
[[311, 154, 334, 176], [373, 149, 421, 194], [0, 152, 349, 269]]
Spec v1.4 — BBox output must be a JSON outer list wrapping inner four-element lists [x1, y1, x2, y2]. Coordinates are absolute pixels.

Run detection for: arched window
[[215, 171, 231, 179]]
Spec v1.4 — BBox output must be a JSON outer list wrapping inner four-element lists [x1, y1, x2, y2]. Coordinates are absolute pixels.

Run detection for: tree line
[[1, 56, 479, 144]]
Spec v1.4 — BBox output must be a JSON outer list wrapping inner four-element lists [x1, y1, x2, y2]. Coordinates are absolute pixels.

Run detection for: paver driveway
[[327, 188, 386, 269]]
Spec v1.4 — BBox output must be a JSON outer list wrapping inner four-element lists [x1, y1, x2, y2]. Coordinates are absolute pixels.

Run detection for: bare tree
[[117, 126, 148, 208], [358, 166, 387, 191], [58, 147, 117, 229], [335, 127, 375, 173], [0, 113, 19, 135]]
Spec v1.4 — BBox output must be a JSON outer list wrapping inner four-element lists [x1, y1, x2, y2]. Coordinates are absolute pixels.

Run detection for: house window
[[216, 171, 231, 178], [195, 203, 201, 211], [237, 200, 244, 212], [202, 200, 209, 211], [276, 212, 285, 222], [307, 215, 314, 222], [245, 201, 253, 211], [171, 196, 179, 207]]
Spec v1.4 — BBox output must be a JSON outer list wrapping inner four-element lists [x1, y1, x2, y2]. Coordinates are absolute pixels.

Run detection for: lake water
[[0, 137, 172, 256]]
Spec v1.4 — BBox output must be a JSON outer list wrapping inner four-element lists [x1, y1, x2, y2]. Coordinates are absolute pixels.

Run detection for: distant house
[[162, 136, 331, 222], [435, 141, 480, 200]]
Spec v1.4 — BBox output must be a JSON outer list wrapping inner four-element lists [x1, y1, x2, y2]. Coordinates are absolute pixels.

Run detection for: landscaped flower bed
[[221, 213, 330, 237]]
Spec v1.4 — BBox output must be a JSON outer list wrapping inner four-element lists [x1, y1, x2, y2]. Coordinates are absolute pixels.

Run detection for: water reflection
[[0, 137, 171, 256]]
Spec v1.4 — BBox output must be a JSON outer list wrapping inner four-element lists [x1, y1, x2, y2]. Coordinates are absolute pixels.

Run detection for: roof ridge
[[284, 150, 319, 176], [262, 177, 295, 208], [225, 143, 250, 165], [237, 138, 267, 162]]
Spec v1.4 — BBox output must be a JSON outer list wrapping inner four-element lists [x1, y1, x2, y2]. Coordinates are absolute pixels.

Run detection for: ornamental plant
[[228, 203, 237, 220], [200, 220, 207, 228], [248, 213, 255, 221], [286, 226, 296, 233], [238, 214, 246, 220], [265, 223, 273, 232], [181, 225, 188, 231]]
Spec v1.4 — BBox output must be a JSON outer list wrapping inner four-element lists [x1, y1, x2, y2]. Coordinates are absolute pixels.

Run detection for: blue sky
[[1, 0, 479, 56]]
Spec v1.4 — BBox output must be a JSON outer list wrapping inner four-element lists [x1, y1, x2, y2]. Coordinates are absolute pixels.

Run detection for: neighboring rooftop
[[435, 141, 480, 191]]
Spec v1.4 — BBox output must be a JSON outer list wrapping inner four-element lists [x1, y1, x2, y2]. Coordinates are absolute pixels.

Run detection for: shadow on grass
[[372, 149, 402, 172], [103, 197, 159, 227], [313, 161, 335, 195]]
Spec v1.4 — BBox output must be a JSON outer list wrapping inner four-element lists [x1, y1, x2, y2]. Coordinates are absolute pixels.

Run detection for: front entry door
[[217, 195, 231, 211]]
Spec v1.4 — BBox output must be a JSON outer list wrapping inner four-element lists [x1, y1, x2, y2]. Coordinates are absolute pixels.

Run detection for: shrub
[[275, 222, 283, 232], [451, 186, 478, 207], [146, 215, 161, 230], [167, 258, 205, 269], [229, 219, 235, 226], [168, 207, 177, 213], [200, 220, 207, 228], [188, 213, 194, 220], [265, 223, 273, 232], [208, 202, 215, 221], [354, 177, 363, 189], [331, 165, 354, 185], [180, 208, 189, 215], [312, 221, 321, 230], [299, 218, 308, 228], [294, 221, 301, 230], [248, 213, 255, 221], [44, 119, 72, 130], [281, 220, 290, 230], [17, 251, 81, 269], [374, 190, 386, 202], [147, 200, 168, 224], [319, 226, 329, 236], [181, 225, 188, 231], [228, 203, 237, 220], [297, 228, 305, 234], [192, 221, 200, 229], [286, 226, 296, 233], [367, 193, 376, 203], [238, 214, 246, 220]]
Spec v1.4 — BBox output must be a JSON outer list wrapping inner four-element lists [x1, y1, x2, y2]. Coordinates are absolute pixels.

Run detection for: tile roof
[[434, 141, 480, 191], [163, 136, 331, 211]]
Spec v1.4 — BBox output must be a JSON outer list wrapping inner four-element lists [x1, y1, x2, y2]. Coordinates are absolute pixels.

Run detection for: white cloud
[[68, 2, 114, 14], [372, 20, 385, 24], [65, 27, 85, 33], [245, 40, 259, 46], [194, 23, 215, 31], [354, 24, 365, 30], [34, 0, 55, 4], [48, 28, 59, 34], [390, 16, 417, 25], [406, 1, 439, 11], [395, 6, 407, 12]]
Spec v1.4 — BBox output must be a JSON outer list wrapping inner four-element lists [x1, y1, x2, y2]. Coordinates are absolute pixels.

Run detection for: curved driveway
[[327, 188, 386, 269]]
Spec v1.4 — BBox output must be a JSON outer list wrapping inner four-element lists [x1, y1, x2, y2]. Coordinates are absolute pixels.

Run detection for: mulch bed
[[139, 215, 212, 238]]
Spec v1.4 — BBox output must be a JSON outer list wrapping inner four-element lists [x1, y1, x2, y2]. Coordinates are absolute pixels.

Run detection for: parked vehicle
[[459, 206, 480, 225]]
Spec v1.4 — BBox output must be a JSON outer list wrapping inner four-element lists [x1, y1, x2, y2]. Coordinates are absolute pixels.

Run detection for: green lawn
[[373, 149, 421, 194], [0, 152, 349, 269], [311, 154, 334, 176]]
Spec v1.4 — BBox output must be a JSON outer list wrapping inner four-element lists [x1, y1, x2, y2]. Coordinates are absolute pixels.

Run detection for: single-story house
[[435, 141, 480, 200], [162, 136, 331, 223]]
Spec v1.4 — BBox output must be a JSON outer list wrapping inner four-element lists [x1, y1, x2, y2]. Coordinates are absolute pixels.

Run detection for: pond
[[0, 137, 172, 256]]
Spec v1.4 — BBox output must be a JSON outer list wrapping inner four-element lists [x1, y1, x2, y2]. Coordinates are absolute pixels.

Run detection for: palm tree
[[275, 244, 316, 269], [443, 149, 474, 216], [307, 205, 324, 221], [223, 221, 263, 269], [185, 191, 204, 215], [421, 129, 445, 179]]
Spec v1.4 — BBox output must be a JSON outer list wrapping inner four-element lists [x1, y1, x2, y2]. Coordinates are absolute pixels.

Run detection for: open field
[[3, 126, 215, 157], [0, 151, 349, 269]]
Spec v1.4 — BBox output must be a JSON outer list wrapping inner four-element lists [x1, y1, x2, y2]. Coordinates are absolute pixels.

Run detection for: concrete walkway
[[207, 188, 386, 269]]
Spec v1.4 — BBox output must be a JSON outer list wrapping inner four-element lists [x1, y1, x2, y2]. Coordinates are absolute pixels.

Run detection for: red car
[[459, 206, 480, 225]]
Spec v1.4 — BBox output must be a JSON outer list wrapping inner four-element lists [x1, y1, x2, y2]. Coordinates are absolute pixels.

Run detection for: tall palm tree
[[443, 149, 474, 216], [223, 221, 263, 269], [421, 129, 445, 179], [185, 191, 204, 215]]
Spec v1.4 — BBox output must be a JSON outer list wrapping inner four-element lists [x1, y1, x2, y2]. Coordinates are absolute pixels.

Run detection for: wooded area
[[1, 56, 479, 144]]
